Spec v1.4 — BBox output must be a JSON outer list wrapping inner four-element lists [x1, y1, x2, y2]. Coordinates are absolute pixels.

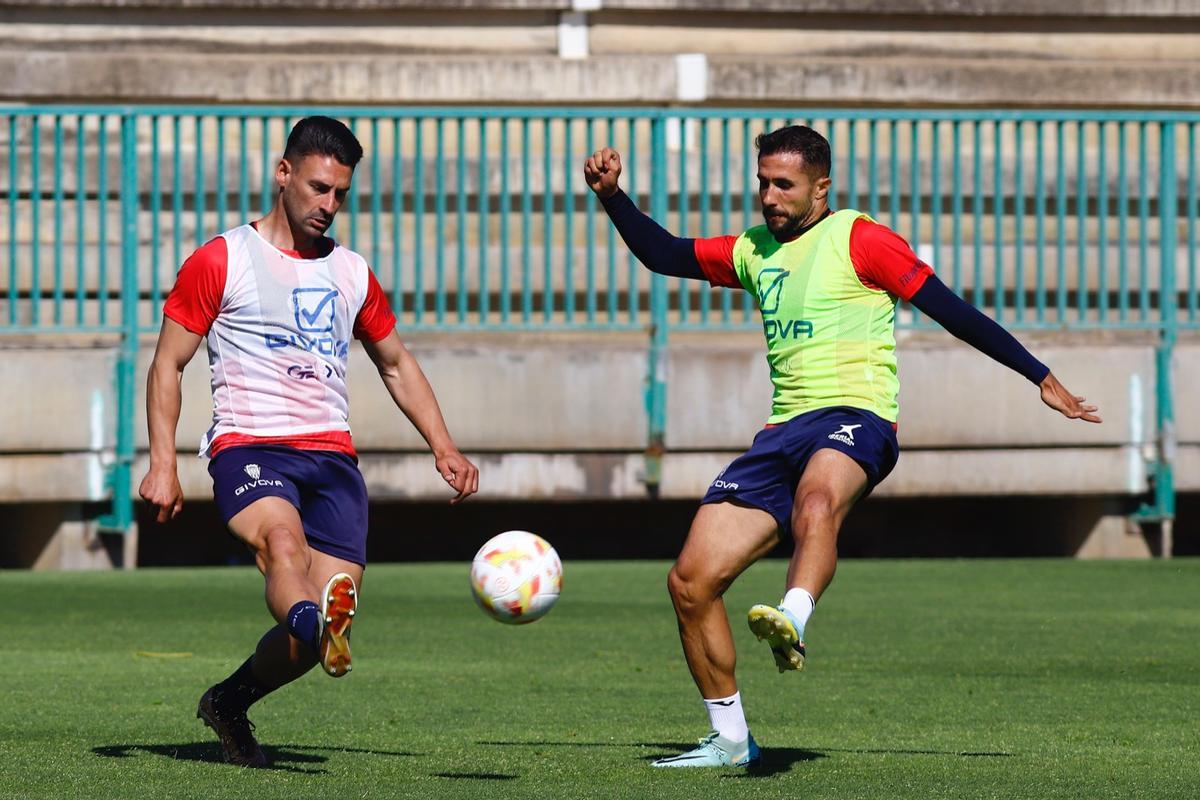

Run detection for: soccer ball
[[469, 530, 563, 624]]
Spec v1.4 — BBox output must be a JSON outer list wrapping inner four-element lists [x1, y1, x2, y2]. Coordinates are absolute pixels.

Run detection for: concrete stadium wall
[[3, 0, 1200, 106], [2, 326, 1193, 566], [3, 330, 1192, 564], [9, 53, 1200, 109], [2, 331, 1193, 494]]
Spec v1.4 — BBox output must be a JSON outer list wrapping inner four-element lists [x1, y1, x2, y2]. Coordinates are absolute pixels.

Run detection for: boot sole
[[320, 573, 358, 677], [747, 604, 805, 673]]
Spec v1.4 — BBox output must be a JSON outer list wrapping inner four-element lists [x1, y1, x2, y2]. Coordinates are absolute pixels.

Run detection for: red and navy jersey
[[692, 217, 934, 301]]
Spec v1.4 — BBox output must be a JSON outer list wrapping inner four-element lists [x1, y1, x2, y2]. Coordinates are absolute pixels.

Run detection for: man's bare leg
[[227, 496, 319, 625], [652, 501, 778, 767], [786, 448, 868, 599], [668, 501, 780, 698], [749, 449, 868, 671], [198, 502, 365, 765], [248, 550, 364, 685]]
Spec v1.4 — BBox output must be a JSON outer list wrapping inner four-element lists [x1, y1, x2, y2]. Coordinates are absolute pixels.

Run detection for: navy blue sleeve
[[909, 275, 1050, 384], [600, 189, 705, 280]]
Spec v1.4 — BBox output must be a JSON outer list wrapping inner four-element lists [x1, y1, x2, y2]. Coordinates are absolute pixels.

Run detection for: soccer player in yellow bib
[[584, 125, 1101, 768]]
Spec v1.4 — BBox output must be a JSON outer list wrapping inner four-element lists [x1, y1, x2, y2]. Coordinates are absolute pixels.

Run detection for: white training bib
[[199, 224, 371, 456]]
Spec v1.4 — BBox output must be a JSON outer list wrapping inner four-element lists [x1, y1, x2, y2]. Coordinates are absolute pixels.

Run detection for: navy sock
[[213, 657, 274, 713], [286, 600, 321, 654]]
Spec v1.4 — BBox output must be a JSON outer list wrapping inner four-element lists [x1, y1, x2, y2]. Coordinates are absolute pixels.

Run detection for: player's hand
[[1039, 372, 1102, 423], [583, 147, 622, 199], [436, 448, 479, 504], [138, 466, 184, 523]]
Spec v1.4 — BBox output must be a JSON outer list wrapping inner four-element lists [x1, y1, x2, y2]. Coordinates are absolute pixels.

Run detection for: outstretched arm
[[910, 276, 1102, 423], [910, 275, 1049, 383], [139, 317, 203, 522], [361, 330, 479, 503], [583, 147, 705, 280]]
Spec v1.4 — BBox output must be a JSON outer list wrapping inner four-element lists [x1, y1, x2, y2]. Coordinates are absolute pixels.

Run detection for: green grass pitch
[[3, 558, 1198, 799]]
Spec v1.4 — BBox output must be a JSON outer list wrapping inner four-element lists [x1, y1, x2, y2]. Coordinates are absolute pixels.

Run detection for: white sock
[[780, 587, 815, 636], [703, 691, 749, 742]]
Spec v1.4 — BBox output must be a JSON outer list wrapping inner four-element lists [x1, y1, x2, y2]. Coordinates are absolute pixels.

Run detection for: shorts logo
[[828, 424, 862, 446], [234, 463, 284, 496], [711, 466, 739, 491]]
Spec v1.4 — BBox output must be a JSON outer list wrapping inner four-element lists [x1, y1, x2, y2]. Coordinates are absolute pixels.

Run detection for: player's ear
[[275, 158, 293, 191], [814, 175, 831, 200]]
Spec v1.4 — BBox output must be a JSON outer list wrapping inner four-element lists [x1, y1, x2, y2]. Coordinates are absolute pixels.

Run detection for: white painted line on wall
[[676, 53, 707, 102], [1128, 372, 1145, 493], [667, 117, 682, 151], [559, 11, 589, 60], [572, 0, 602, 10], [90, 388, 105, 452], [666, 118, 697, 152], [89, 454, 104, 500]]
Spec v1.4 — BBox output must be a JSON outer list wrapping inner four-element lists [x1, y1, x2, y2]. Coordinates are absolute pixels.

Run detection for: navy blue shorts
[[701, 406, 899, 536], [208, 445, 369, 567]]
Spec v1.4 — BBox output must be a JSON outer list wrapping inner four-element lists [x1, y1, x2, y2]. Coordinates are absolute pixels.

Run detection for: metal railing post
[[644, 114, 669, 496], [1155, 121, 1178, 556], [98, 113, 138, 538], [1134, 120, 1177, 556]]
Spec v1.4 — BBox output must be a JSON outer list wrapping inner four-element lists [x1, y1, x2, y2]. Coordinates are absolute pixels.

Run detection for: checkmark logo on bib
[[292, 287, 339, 332]]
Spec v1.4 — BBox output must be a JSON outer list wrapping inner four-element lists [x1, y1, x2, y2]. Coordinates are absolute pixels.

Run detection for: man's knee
[[667, 561, 726, 614], [260, 525, 309, 572], [791, 489, 836, 539]]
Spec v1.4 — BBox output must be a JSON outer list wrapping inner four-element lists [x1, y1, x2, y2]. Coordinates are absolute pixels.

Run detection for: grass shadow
[[721, 745, 1012, 778], [92, 742, 419, 774], [478, 739, 635, 748], [92, 742, 326, 774], [478, 739, 823, 776], [818, 746, 1014, 758]]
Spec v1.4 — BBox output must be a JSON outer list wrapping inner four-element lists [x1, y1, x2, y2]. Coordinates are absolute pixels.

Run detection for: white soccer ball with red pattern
[[469, 530, 563, 624]]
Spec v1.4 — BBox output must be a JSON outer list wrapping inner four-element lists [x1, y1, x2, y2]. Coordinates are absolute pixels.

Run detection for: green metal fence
[[1, 106, 1196, 536]]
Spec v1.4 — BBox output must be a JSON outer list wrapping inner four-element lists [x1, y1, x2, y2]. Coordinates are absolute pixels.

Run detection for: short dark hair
[[755, 125, 830, 179], [283, 116, 363, 168]]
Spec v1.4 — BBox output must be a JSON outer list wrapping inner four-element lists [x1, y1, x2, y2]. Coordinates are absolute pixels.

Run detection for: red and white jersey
[[163, 223, 396, 458]]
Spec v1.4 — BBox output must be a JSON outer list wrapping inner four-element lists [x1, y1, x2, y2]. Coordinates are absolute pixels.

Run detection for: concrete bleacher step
[[4, 51, 1198, 107], [5, 0, 1199, 105]]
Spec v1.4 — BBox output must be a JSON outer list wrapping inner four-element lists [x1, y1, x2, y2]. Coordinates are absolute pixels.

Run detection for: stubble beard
[[766, 212, 804, 242], [284, 195, 330, 240]]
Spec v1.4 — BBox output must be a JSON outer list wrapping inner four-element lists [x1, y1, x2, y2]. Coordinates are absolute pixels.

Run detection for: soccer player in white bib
[[139, 117, 479, 767]]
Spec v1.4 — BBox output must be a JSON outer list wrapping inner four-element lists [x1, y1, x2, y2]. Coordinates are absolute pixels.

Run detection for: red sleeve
[[354, 268, 397, 342], [849, 218, 933, 301], [692, 235, 741, 289], [163, 237, 227, 335]]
